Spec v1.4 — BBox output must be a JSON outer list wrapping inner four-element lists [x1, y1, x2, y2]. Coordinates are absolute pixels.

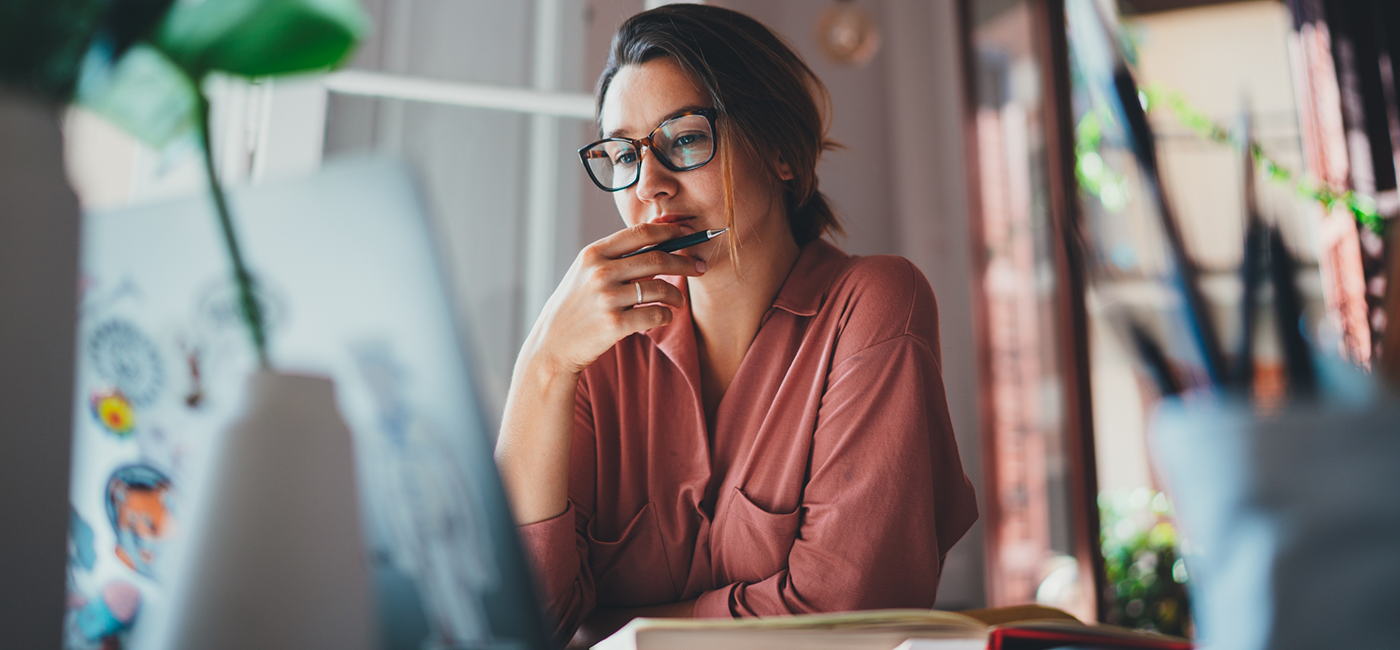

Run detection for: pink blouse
[[517, 238, 978, 641]]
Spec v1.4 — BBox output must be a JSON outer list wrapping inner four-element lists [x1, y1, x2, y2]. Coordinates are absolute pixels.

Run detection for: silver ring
[[635, 282, 644, 306]]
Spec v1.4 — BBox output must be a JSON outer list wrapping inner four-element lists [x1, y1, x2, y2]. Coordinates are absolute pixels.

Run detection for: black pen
[[1233, 104, 1264, 395], [1113, 64, 1228, 387], [1268, 226, 1315, 397], [619, 228, 728, 258], [1126, 318, 1182, 397]]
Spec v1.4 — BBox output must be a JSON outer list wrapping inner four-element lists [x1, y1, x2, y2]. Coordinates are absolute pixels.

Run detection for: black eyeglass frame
[[577, 108, 719, 192]]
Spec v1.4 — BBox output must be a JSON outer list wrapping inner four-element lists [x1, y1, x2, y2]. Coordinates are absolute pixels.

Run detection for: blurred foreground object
[[160, 372, 373, 650], [76, 0, 369, 364], [0, 0, 101, 100], [1152, 360, 1400, 650], [74, 158, 551, 649], [0, 90, 81, 649], [79, 0, 367, 145], [63, 1, 376, 646]]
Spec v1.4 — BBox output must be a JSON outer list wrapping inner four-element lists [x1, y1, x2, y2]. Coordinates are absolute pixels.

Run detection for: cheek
[[614, 192, 642, 226], [694, 175, 726, 209]]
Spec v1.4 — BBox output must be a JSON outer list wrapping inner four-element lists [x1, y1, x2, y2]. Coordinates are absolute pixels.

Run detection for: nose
[[632, 145, 677, 202]]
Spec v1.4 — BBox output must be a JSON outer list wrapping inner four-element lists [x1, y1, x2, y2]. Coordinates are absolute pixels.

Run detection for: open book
[[593, 606, 1193, 650]]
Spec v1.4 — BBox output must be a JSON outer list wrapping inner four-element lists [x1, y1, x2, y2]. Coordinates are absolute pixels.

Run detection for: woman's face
[[600, 57, 792, 269]]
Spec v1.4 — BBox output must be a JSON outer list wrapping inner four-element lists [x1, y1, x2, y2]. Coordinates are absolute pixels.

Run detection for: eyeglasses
[[577, 108, 718, 192]]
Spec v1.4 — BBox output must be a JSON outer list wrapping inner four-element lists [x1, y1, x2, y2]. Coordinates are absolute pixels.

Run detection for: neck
[[688, 225, 802, 419], [690, 235, 801, 345]]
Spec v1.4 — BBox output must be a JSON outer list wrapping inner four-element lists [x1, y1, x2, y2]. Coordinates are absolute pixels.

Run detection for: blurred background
[[54, 0, 1400, 634]]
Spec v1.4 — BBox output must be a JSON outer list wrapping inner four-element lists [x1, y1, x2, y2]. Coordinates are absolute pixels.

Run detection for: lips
[[650, 214, 696, 225]]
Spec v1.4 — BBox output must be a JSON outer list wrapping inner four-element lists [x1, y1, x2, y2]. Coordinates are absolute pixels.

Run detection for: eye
[[675, 131, 710, 147], [613, 149, 638, 165]]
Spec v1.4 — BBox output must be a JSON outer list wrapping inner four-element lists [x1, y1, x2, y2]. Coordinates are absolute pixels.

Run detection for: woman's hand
[[497, 222, 706, 525], [524, 222, 708, 376]]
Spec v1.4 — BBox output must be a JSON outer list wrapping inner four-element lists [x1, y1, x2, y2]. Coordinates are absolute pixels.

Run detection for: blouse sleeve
[[515, 372, 598, 644], [694, 260, 979, 618]]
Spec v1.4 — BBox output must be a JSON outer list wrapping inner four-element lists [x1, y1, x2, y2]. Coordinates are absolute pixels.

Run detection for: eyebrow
[[603, 105, 711, 139]]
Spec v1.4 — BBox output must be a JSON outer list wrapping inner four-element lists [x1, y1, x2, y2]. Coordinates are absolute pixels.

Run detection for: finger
[[596, 222, 697, 259], [614, 250, 707, 281], [620, 279, 685, 310], [616, 304, 674, 334]]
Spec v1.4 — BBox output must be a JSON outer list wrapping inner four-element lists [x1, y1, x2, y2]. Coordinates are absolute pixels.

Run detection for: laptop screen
[[68, 157, 548, 650]]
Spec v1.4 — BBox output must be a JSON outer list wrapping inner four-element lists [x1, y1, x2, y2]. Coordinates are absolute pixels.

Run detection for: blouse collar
[[645, 237, 849, 364]]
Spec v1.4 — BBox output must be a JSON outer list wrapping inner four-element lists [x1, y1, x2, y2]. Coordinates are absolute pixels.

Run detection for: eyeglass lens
[[582, 113, 714, 191]]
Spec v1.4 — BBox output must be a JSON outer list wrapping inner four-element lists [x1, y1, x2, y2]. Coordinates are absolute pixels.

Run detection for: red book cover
[[989, 625, 1194, 650]]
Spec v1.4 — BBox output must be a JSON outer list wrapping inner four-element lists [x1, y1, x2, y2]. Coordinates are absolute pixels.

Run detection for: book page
[[595, 610, 990, 650]]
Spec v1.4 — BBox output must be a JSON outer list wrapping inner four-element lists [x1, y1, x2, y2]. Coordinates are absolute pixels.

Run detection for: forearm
[[496, 351, 579, 525]]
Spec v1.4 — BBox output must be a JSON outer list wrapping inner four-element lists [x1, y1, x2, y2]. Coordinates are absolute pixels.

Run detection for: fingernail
[[695, 259, 707, 273]]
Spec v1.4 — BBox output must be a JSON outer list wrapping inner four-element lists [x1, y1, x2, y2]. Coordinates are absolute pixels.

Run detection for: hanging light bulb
[[815, 0, 881, 67]]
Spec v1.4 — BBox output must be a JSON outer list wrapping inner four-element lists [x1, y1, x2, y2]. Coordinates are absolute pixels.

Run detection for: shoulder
[[830, 254, 933, 309], [821, 253, 940, 362]]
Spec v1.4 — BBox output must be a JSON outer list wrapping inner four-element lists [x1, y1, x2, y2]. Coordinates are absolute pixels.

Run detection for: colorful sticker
[[89, 388, 136, 436], [105, 464, 176, 579], [73, 581, 140, 643], [87, 320, 164, 407], [179, 341, 204, 408], [67, 507, 97, 613], [69, 507, 96, 572], [196, 278, 285, 336]]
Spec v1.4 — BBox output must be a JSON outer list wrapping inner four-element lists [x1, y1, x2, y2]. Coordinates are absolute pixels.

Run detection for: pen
[[1268, 226, 1315, 397], [1126, 318, 1182, 397], [619, 228, 728, 258], [1233, 104, 1264, 395], [1113, 64, 1228, 388]]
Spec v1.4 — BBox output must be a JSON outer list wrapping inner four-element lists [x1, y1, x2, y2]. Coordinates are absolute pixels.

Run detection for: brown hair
[[597, 4, 843, 254]]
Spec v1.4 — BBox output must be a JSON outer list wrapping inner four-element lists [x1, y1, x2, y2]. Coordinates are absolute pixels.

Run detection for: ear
[[775, 156, 795, 181]]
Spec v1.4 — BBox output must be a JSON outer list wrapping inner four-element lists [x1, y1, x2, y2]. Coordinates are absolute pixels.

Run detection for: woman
[[495, 5, 977, 644]]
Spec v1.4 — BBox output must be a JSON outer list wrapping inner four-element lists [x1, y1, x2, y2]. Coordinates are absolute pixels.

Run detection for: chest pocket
[[587, 502, 679, 607], [712, 487, 803, 585]]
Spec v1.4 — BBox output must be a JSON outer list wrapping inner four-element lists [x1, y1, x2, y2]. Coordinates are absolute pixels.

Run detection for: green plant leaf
[[75, 43, 198, 147], [153, 0, 368, 79]]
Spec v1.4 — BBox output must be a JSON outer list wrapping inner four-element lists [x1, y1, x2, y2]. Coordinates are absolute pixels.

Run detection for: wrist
[[506, 348, 582, 414], [516, 345, 580, 386]]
